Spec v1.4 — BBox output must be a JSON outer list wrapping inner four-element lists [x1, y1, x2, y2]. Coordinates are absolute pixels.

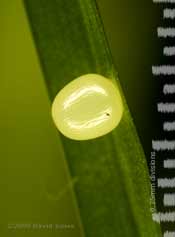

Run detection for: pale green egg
[[51, 74, 123, 140]]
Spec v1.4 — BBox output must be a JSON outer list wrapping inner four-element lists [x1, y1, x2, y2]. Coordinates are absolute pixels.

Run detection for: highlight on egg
[[51, 74, 123, 140]]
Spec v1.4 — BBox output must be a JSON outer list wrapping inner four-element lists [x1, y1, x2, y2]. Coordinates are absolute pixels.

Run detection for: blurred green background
[[1, 0, 162, 236], [1, 1, 83, 236]]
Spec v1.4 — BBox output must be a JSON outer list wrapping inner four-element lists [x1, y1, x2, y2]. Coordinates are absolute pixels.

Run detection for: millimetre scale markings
[[158, 178, 175, 188], [163, 122, 175, 131], [164, 159, 175, 168], [153, 1, 175, 236], [152, 212, 175, 222], [164, 231, 175, 237], [164, 193, 175, 206], [158, 27, 175, 37], [164, 9, 175, 19], [152, 140, 175, 150], [163, 84, 175, 94], [164, 47, 175, 56], [153, 0, 175, 2], [152, 65, 175, 75], [157, 103, 175, 113]]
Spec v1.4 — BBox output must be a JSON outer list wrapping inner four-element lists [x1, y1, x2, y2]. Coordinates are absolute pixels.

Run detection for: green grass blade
[[23, 0, 161, 236]]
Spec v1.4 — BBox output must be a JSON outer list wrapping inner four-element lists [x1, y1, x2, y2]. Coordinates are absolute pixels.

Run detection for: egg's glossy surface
[[51, 74, 123, 140]]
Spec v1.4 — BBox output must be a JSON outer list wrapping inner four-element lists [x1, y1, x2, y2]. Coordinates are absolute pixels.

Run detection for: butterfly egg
[[51, 74, 123, 140]]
